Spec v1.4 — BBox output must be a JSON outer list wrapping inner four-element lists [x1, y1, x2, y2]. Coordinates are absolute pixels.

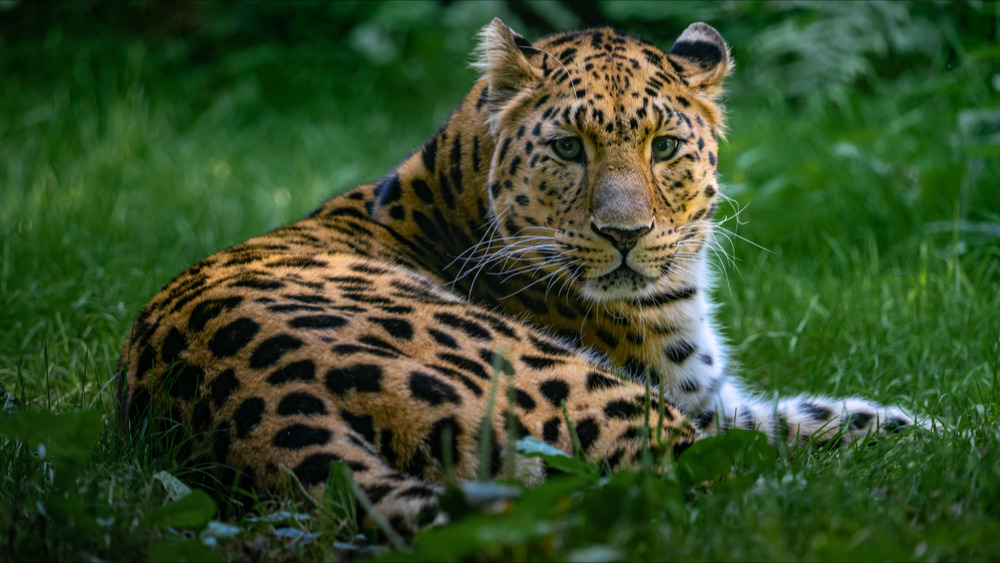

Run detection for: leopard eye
[[651, 136, 681, 161], [551, 137, 584, 162]]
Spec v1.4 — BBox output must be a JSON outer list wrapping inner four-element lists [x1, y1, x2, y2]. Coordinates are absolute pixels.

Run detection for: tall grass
[[1, 1, 998, 560]]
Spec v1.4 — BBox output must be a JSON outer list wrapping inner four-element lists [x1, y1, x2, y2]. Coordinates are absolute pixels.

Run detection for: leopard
[[117, 19, 930, 532]]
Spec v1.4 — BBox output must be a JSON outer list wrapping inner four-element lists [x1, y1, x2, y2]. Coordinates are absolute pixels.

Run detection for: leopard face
[[480, 25, 730, 303]]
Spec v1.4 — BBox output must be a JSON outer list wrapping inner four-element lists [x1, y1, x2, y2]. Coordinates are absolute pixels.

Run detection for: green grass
[[2, 2, 999, 561]]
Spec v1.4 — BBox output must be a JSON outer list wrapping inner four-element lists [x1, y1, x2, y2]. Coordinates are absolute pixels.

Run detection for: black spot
[[474, 421, 502, 476], [845, 411, 874, 430], [288, 314, 348, 330], [433, 312, 490, 340], [522, 355, 563, 370], [428, 416, 461, 467], [268, 303, 323, 313], [431, 365, 484, 397], [213, 421, 231, 461], [515, 389, 536, 411], [542, 417, 561, 444], [412, 179, 434, 203], [188, 296, 243, 332], [266, 359, 317, 384], [160, 328, 188, 364], [594, 328, 619, 349], [670, 39, 723, 68], [333, 343, 394, 359], [623, 358, 650, 381], [379, 429, 398, 467], [673, 439, 694, 459], [191, 399, 212, 434], [619, 426, 640, 441], [586, 371, 618, 391], [699, 354, 713, 366], [210, 368, 240, 406], [399, 485, 438, 500], [234, 397, 266, 439], [437, 352, 489, 380], [427, 328, 459, 349], [230, 278, 284, 290], [527, 334, 572, 357], [799, 401, 833, 422], [516, 291, 549, 315], [421, 136, 438, 171], [277, 392, 327, 416], [775, 415, 791, 440], [469, 312, 518, 339], [272, 423, 332, 449], [249, 334, 304, 369], [539, 379, 569, 407], [167, 363, 203, 400], [375, 174, 402, 207], [370, 316, 414, 340], [664, 340, 697, 364], [604, 399, 641, 420], [325, 364, 384, 395], [884, 417, 910, 433], [363, 483, 395, 505], [508, 155, 521, 175], [606, 448, 626, 469], [209, 318, 260, 358], [479, 348, 514, 376], [134, 348, 155, 382], [293, 453, 342, 487], [694, 409, 715, 430], [635, 287, 696, 308], [575, 418, 600, 453], [285, 294, 333, 305], [358, 335, 404, 355], [342, 411, 376, 443], [409, 372, 461, 406], [266, 256, 327, 269], [679, 378, 700, 393]]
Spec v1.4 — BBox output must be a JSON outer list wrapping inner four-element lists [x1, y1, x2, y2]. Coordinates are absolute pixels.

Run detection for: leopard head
[[476, 19, 730, 303]]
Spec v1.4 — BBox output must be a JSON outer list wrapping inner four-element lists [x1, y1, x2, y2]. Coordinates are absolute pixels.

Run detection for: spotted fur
[[118, 20, 928, 532]]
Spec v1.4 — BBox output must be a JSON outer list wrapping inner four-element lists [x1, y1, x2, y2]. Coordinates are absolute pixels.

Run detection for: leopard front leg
[[610, 293, 931, 446]]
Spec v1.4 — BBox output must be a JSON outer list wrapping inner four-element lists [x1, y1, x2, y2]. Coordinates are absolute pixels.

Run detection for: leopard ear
[[667, 22, 731, 101], [473, 18, 542, 110]]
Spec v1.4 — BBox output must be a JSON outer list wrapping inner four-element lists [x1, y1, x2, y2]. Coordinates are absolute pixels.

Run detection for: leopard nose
[[591, 221, 653, 255]]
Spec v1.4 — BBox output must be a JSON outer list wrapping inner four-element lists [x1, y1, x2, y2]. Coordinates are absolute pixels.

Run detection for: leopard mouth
[[584, 263, 658, 296]]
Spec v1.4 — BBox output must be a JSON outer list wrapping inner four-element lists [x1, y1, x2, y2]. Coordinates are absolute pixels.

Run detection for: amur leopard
[[117, 20, 929, 531]]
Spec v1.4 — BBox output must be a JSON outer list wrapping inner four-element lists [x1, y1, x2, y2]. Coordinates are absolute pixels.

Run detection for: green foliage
[[675, 429, 777, 492], [320, 460, 359, 538], [0, 409, 102, 487], [1, 1, 998, 561], [138, 490, 217, 531]]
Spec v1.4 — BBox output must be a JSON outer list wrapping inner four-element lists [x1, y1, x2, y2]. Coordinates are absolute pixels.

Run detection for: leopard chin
[[578, 265, 660, 302]]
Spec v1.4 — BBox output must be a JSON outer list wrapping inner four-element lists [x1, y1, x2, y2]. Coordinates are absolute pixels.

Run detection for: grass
[[1, 1, 999, 561]]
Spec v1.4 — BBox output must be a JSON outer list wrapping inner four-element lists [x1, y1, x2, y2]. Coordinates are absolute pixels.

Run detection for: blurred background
[[0, 0, 997, 405]]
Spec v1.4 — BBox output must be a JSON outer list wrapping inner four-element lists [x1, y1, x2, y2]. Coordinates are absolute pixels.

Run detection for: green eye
[[651, 136, 680, 161], [551, 137, 584, 161]]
